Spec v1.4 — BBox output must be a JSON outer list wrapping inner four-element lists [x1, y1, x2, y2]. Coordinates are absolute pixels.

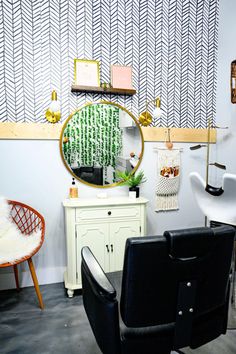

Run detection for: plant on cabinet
[[116, 170, 147, 198]]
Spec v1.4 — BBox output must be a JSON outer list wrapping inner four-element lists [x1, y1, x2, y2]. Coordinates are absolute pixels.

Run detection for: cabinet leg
[[67, 289, 74, 298]]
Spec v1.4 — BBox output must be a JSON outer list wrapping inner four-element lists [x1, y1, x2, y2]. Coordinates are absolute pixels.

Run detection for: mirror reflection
[[60, 102, 144, 187]]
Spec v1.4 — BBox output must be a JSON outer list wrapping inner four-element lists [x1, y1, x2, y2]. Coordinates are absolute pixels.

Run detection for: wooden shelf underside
[[0, 123, 216, 142], [71, 85, 136, 95]]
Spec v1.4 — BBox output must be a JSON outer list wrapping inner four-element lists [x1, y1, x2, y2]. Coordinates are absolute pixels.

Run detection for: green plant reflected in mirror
[[60, 101, 144, 188]]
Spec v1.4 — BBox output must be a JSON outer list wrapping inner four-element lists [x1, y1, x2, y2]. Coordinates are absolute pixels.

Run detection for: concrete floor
[[0, 283, 100, 354], [0, 282, 236, 354]]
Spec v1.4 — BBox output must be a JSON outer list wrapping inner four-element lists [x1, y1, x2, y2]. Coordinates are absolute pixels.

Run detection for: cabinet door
[[77, 223, 110, 283], [109, 220, 141, 272]]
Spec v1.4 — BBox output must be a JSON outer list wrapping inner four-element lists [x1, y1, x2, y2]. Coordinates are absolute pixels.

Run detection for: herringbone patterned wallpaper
[[0, 0, 219, 128]]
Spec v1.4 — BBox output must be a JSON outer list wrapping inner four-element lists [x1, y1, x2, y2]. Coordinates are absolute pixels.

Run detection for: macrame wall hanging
[[62, 104, 122, 184], [155, 149, 181, 212]]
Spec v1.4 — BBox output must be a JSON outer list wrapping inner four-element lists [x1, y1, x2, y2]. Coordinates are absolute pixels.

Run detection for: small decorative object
[[129, 190, 136, 199], [101, 82, 109, 90], [45, 90, 61, 123], [69, 178, 78, 199], [96, 192, 108, 199], [139, 97, 162, 126], [231, 60, 236, 103], [129, 152, 140, 169], [165, 128, 173, 150], [111, 65, 133, 89], [155, 149, 180, 211], [116, 170, 147, 198], [74, 59, 100, 87], [63, 136, 69, 143]]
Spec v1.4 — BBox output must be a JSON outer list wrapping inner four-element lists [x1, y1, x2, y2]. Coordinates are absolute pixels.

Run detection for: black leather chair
[[81, 225, 235, 354], [210, 220, 236, 305]]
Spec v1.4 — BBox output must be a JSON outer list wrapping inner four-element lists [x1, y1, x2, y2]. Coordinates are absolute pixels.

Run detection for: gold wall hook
[[165, 128, 173, 149]]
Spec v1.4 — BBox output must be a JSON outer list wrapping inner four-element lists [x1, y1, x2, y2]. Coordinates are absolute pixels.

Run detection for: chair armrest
[[81, 246, 117, 300], [81, 247, 121, 354]]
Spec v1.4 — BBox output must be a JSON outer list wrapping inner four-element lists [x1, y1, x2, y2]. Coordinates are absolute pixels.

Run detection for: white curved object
[[190, 172, 236, 226]]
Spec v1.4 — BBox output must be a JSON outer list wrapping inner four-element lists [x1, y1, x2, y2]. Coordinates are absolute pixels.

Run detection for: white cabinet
[[109, 220, 141, 271], [63, 197, 148, 297]]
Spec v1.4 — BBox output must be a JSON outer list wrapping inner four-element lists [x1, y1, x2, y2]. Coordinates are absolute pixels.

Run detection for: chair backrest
[[120, 225, 235, 349], [0, 201, 45, 268], [8, 200, 45, 237]]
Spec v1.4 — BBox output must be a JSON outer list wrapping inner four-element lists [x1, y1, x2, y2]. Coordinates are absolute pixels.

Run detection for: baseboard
[[0, 266, 66, 290]]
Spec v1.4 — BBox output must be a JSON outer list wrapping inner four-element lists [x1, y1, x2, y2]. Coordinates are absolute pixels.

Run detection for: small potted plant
[[116, 170, 147, 198]]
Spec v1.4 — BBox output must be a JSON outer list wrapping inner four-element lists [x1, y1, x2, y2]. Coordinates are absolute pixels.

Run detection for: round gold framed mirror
[[60, 101, 144, 188]]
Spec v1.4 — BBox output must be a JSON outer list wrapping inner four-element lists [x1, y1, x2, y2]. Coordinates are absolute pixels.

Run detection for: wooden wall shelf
[[0, 123, 216, 142], [71, 85, 136, 96], [141, 127, 216, 143]]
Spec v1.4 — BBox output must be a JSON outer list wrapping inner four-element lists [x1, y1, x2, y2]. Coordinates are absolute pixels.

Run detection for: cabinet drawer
[[76, 205, 140, 223]]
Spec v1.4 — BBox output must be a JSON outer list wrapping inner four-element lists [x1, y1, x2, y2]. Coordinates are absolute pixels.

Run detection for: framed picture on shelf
[[74, 59, 100, 87], [111, 65, 133, 89]]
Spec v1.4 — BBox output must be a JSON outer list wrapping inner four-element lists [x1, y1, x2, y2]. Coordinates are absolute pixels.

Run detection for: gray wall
[[215, 0, 236, 177], [0, 139, 206, 289]]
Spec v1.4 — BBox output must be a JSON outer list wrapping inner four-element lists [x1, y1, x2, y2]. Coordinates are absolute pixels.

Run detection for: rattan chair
[[0, 200, 45, 309]]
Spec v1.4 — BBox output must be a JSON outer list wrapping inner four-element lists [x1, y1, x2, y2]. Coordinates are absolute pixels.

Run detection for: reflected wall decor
[[0, 0, 219, 129], [60, 102, 144, 187], [62, 104, 122, 184]]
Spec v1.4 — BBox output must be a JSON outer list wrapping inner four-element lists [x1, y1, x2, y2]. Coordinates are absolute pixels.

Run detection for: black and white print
[[0, 0, 219, 128]]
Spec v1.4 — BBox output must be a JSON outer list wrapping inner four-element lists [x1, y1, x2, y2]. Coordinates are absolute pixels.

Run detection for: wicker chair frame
[[0, 200, 45, 309]]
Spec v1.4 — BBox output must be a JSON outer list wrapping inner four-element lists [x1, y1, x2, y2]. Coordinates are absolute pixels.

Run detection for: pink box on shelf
[[111, 65, 133, 89]]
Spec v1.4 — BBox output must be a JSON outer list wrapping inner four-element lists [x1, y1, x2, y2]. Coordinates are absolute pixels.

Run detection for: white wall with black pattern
[[0, 0, 218, 128]]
